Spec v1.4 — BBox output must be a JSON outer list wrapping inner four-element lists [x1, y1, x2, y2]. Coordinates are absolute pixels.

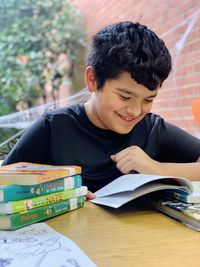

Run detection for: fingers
[[110, 155, 116, 161], [116, 157, 131, 173], [111, 150, 128, 162], [118, 162, 132, 174], [111, 152, 134, 173], [111, 146, 137, 162], [86, 191, 96, 200], [111, 146, 141, 173], [111, 146, 158, 175]]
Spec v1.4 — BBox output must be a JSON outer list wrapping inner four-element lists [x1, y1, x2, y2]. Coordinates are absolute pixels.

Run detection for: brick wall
[[72, 0, 200, 137]]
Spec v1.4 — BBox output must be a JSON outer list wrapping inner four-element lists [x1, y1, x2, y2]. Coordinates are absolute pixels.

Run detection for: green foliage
[[0, 0, 86, 115]]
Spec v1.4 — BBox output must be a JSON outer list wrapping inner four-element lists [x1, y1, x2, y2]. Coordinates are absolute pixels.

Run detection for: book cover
[[0, 162, 81, 185], [91, 173, 193, 208], [0, 186, 87, 214], [0, 196, 85, 230], [148, 197, 200, 231], [162, 181, 200, 204], [0, 174, 82, 203]]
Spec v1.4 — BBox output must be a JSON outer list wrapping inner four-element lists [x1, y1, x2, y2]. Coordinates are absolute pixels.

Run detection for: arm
[[111, 146, 200, 181]]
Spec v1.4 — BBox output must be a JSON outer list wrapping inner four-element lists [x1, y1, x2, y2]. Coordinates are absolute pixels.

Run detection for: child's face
[[86, 71, 158, 134]]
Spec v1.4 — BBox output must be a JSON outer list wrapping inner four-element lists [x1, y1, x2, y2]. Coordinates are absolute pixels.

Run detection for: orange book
[[0, 162, 81, 185]]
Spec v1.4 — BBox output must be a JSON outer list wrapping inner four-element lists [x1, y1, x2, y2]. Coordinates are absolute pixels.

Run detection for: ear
[[85, 66, 97, 93]]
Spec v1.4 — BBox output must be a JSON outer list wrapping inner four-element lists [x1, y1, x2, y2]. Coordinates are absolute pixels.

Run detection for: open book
[[91, 173, 193, 208]]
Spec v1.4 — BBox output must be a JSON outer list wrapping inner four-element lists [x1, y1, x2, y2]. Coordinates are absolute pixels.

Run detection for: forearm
[[112, 146, 200, 181], [152, 161, 200, 181]]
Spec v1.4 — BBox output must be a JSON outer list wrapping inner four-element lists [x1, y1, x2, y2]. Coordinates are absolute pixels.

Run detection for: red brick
[[72, 0, 200, 136]]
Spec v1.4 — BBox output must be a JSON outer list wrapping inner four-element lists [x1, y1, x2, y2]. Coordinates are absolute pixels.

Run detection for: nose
[[126, 103, 142, 117]]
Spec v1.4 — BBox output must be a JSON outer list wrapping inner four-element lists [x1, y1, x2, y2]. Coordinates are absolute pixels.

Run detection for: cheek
[[142, 103, 153, 114], [105, 98, 123, 110]]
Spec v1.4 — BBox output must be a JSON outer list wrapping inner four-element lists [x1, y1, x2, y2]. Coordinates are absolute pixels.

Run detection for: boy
[[3, 21, 200, 199]]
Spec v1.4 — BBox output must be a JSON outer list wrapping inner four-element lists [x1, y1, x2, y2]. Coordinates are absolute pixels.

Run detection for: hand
[[111, 146, 159, 174], [86, 190, 96, 200]]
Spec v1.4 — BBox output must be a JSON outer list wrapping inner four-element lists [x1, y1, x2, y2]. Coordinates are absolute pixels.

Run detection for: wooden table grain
[[47, 201, 200, 267]]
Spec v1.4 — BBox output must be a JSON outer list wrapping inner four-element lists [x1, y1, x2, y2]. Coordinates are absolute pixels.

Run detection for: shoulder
[[141, 113, 188, 136], [47, 103, 83, 117], [139, 113, 165, 129], [143, 113, 200, 149], [43, 103, 84, 122], [136, 113, 183, 140]]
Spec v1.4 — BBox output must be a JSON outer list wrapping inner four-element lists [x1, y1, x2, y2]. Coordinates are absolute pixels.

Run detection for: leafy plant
[[0, 0, 86, 115]]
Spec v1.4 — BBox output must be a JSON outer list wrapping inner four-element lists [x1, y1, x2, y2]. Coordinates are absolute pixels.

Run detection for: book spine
[[3, 196, 85, 230], [173, 192, 188, 203], [168, 185, 200, 204], [0, 186, 87, 214], [37, 168, 81, 183], [0, 162, 82, 175], [164, 190, 189, 203], [0, 163, 82, 185], [0, 175, 82, 203]]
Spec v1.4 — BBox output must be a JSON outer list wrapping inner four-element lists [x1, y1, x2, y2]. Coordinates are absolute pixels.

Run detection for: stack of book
[[0, 162, 88, 230]]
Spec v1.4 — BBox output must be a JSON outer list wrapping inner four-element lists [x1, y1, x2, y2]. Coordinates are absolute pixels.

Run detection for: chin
[[114, 127, 134, 135]]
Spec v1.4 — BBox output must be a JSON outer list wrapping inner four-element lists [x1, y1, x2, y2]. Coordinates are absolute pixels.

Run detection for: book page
[[92, 183, 189, 208], [93, 173, 191, 197], [191, 182, 200, 196], [0, 223, 97, 267]]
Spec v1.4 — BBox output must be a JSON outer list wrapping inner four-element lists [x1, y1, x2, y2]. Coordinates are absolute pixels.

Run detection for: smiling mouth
[[117, 113, 135, 122]]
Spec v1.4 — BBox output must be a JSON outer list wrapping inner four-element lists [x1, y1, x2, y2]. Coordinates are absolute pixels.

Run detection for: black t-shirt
[[3, 103, 200, 191]]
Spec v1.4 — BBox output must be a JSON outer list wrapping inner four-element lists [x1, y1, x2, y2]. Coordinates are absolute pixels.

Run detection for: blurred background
[[0, 0, 200, 158]]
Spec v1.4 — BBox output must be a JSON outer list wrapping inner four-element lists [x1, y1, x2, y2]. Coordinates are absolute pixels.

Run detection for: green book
[[0, 196, 85, 230], [0, 175, 82, 203], [0, 186, 87, 214]]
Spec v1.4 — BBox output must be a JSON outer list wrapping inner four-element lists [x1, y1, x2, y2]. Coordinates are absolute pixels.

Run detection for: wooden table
[[47, 201, 200, 267]]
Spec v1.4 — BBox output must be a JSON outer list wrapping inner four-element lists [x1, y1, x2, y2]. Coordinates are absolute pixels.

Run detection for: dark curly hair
[[86, 21, 172, 90]]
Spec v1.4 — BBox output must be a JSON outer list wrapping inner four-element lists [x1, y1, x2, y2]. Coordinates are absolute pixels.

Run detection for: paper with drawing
[[0, 223, 97, 267]]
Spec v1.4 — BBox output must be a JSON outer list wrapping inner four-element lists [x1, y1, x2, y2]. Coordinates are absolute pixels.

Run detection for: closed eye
[[119, 95, 131, 100], [144, 99, 154, 103]]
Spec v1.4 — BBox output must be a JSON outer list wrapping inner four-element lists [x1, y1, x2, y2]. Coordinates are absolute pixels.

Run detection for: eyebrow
[[115, 87, 158, 98]]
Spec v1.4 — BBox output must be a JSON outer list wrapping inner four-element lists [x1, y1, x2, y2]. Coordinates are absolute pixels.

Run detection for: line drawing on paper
[[0, 222, 96, 267], [0, 236, 72, 267], [0, 258, 13, 267], [61, 258, 81, 267]]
